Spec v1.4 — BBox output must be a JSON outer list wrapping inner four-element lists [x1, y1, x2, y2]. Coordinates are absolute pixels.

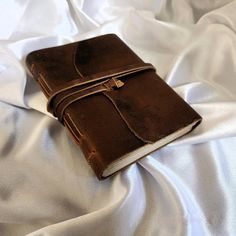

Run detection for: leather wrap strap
[[48, 63, 156, 122]]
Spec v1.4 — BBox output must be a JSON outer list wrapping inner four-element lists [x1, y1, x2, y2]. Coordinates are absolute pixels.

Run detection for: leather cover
[[26, 34, 202, 179]]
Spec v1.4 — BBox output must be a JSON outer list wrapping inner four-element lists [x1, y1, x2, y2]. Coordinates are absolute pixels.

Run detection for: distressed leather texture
[[26, 34, 202, 179]]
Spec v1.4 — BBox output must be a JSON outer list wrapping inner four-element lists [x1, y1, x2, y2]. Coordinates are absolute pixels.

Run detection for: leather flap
[[103, 70, 200, 143]]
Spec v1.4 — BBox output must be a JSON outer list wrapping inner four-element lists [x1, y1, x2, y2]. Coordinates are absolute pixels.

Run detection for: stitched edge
[[64, 113, 100, 171]]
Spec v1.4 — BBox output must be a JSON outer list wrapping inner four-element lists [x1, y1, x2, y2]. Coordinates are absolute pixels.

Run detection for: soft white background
[[0, 0, 236, 235]]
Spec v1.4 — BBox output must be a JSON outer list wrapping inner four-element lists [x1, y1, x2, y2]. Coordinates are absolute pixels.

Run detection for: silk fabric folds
[[0, 0, 236, 235]]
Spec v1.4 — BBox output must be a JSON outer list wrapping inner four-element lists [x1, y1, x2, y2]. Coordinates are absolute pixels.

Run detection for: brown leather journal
[[26, 34, 202, 179]]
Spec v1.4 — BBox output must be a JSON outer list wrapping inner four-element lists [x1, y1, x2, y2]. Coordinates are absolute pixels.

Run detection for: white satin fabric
[[0, 0, 236, 235]]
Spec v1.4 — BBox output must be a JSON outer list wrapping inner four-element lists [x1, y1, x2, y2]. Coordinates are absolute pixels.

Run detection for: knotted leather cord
[[46, 63, 155, 112], [56, 78, 124, 121], [48, 63, 156, 122]]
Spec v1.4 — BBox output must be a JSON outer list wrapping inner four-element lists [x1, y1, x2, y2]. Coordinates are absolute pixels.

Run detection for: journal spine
[[27, 57, 106, 179]]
